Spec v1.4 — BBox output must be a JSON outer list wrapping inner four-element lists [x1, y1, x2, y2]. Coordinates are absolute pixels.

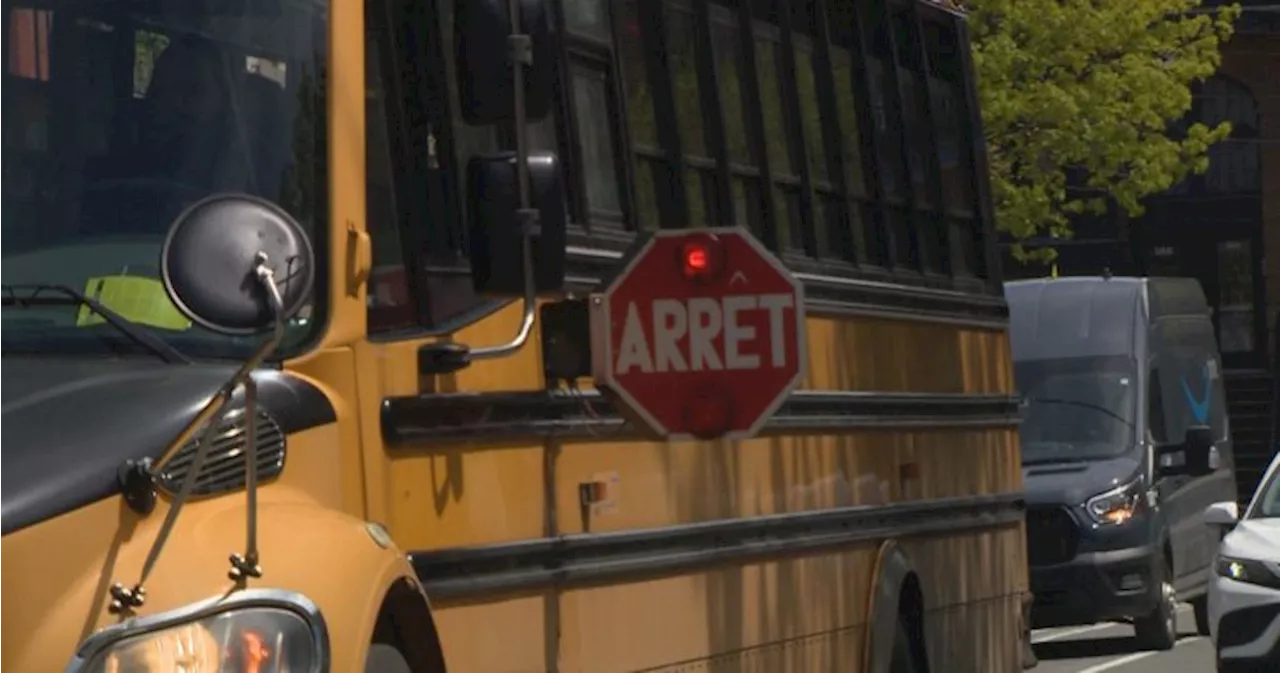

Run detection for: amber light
[[238, 630, 272, 673]]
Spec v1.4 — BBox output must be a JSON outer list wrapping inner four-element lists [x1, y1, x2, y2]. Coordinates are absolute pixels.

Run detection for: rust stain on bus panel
[[556, 545, 878, 673], [803, 317, 1013, 394], [553, 429, 1018, 535], [900, 525, 1028, 670], [547, 525, 1025, 673]]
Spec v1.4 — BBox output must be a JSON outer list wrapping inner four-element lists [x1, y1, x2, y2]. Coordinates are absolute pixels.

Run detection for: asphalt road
[[1030, 604, 1215, 673]]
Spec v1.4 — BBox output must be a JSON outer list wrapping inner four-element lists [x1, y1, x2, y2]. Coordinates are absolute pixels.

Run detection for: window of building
[[1166, 75, 1261, 197], [1201, 76, 1260, 194]]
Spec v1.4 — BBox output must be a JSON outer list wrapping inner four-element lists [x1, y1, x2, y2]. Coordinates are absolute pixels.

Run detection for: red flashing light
[[677, 238, 723, 282], [686, 246, 708, 272], [683, 385, 733, 440]]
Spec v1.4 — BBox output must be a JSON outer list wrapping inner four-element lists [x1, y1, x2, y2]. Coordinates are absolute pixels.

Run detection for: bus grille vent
[[157, 408, 287, 497]]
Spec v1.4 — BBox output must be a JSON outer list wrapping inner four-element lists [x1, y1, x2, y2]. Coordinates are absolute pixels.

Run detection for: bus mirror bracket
[[454, 0, 552, 126], [106, 194, 315, 614], [419, 0, 564, 377], [465, 152, 567, 297]]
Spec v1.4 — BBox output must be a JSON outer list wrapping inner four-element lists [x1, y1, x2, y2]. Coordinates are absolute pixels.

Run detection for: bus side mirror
[[1157, 424, 1215, 478], [454, 0, 553, 126], [161, 194, 315, 335], [467, 151, 567, 296]]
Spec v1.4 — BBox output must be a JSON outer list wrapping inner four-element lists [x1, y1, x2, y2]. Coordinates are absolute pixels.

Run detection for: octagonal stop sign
[[589, 227, 806, 441]]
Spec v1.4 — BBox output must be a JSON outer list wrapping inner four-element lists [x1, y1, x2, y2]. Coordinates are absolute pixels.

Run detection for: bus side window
[[559, 0, 627, 230], [365, 0, 418, 333], [617, 0, 663, 231], [923, 17, 982, 279]]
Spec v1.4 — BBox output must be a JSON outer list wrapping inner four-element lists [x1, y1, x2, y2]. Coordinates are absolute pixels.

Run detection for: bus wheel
[[366, 644, 413, 673], [890, 617, 920, 673]]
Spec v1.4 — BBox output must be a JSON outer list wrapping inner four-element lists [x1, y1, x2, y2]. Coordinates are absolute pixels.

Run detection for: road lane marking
[[1074, 636, 1201, 673], [1030, 605, 1191, 644], [1032, 623, 1118, 643]]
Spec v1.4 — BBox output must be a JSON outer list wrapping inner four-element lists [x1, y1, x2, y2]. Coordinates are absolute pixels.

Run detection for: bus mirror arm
[[104, 193, 316, 615], [420, 207, 541, 376], [420, 0, 566, 376], [467, 207, 540, 362], [108, 256, 287, 614]]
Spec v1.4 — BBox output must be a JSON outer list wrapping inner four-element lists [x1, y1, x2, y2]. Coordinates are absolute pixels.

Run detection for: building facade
[[1002, 1, 1280, 372]]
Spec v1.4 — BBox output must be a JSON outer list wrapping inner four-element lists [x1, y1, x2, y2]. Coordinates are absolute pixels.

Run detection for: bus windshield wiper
[[1025, 397, 1134, 428], [1, 284, 192, 364]]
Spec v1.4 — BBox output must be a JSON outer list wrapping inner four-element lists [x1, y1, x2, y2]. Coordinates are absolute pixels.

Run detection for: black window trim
[[364, 0, 1006, 342]]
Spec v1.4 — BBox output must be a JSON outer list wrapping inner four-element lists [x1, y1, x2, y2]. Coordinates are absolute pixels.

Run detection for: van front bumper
[[1030, 544, 1163, 628]]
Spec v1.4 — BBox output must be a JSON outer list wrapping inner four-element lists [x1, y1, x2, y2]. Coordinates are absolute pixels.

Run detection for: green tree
[[964, 0, 1239, 261]]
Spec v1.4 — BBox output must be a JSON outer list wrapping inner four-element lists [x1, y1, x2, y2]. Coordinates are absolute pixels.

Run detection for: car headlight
[[1085, 477, 1145, 525], [1217, 555, 1280, 590], [69, 590, 327, 673]]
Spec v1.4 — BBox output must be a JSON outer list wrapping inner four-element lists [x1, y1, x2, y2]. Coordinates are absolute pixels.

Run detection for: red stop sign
[[589, 227, 806, 441]]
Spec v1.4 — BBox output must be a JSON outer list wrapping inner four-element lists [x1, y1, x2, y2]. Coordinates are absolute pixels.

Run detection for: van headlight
[[69, 590, 328, 673], [1085, 477, 1145, 525]]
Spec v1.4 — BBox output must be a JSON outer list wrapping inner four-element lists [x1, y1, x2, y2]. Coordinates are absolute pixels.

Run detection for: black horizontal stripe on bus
[[380, 390, 1021, 447], [410, 492, 1024, 601], [562, 243, 1009, 328]]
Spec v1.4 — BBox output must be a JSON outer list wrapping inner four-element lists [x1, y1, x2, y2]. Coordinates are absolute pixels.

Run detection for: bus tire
[[890, 617, 920, 673], [366, 644, 413, 673]]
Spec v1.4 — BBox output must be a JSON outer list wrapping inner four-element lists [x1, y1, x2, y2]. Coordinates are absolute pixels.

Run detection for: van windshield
[[1016, 355, 1138, 464], [2, 0, 327, 361]]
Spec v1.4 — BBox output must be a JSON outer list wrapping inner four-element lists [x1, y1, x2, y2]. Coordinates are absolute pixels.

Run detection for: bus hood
[[1, 357, 333, 535]]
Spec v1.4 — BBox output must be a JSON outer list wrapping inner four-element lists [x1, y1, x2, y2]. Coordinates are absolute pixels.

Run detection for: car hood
[[1222, 518, 1280, 563], [1, 357, 333, 535], [1021, 453, 1143, 506]]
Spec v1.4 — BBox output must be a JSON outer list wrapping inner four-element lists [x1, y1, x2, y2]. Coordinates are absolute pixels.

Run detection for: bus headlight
[[70, 591, 328, 673], [1085, 477, 1144, 525]]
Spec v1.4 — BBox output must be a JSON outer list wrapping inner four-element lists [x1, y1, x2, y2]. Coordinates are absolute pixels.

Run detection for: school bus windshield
[[1, 0, 328, 359]]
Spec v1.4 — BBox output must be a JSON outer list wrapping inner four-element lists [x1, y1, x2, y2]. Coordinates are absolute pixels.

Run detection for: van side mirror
[[454, 0, 553, 126], [1156, 424, 1215, 477], [467, 151, 567, 296], [1203, 501, 1239, 529]]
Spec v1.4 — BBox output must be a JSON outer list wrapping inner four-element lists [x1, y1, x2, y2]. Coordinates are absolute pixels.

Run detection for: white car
[[1206, 450, 1280, 672]]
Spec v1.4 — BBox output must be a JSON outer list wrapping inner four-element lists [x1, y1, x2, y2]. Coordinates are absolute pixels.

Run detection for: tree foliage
[[963, 0, 1239, 261]]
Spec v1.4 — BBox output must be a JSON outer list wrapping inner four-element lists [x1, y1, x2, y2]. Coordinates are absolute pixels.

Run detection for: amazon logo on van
[[1179, 361, 1216, 425]]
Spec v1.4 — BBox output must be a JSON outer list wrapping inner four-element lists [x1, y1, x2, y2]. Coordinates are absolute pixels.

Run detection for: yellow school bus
[[2, 0, 1029, 670]]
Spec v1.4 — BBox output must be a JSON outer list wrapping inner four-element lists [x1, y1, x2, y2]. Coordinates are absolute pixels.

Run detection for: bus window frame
[[363, 0, 1003, 340]]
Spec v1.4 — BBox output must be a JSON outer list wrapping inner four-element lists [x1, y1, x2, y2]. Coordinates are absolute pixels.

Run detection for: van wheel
[[1133, 565, 1178, 651], [366, 644, 413, 673], [890, 617, 920, 673], [1192, 595, 1212, 636]]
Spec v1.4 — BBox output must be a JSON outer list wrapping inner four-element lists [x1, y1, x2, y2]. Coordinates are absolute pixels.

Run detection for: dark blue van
[[1007, 276, 1238, 651]]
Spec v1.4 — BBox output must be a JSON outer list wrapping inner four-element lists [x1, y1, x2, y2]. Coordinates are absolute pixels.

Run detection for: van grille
[[157, 408, 286, 497], [1025, 506, 1079, 567]]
